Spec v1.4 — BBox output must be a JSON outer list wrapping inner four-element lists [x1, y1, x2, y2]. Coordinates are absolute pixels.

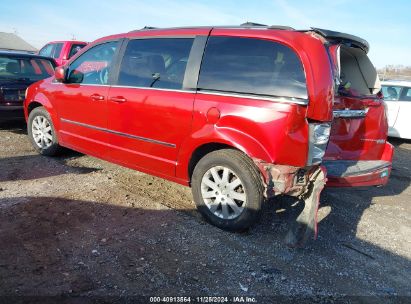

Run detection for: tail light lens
[[307, 123, 331, 165]]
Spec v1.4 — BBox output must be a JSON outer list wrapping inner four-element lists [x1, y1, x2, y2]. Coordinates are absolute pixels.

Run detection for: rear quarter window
[[197, 36, 307, 100]]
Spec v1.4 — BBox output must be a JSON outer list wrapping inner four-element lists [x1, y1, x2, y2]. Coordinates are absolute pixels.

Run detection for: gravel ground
[[0, 121, 410, 302]]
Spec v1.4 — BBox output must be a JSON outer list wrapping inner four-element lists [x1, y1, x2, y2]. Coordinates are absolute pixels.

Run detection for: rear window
[[0, 56, 55, 82], [197, 37, 307, 100]]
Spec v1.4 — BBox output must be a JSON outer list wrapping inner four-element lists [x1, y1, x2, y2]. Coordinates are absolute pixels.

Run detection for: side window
[[401, 87, 411, 101], [39, 44, 53, 57], [52, 43, 64, 59], [67, 41, 118, 85], [381, 86, 401, 101], [117, 38, 194, 89], [197, 37, 307, 100], [68, 44, 86, 59]]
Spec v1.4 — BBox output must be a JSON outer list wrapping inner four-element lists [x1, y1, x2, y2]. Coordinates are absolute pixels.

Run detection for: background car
[[38, 40, 87, 66], [381, 81, 411, 139], [0, 52, 56, 120]]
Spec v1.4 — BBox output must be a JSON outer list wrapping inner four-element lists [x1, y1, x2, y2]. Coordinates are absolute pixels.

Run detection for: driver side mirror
[[54, 66, 66, 83]]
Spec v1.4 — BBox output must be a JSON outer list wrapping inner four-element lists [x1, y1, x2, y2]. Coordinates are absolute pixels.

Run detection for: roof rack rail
[[240, 22, 267, 27], [128, 26, 157, 33], [268, 25, 294, 30], [240, 22, 294, 30]]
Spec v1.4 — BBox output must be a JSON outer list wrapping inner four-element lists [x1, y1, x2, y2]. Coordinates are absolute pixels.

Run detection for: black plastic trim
[[182, 35, 209, 91], [109, 38, 128, 86]]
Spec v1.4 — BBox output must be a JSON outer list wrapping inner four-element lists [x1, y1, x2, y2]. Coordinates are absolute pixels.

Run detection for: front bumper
[[323, 142, 394, 187], [0, 105, 24, 120]]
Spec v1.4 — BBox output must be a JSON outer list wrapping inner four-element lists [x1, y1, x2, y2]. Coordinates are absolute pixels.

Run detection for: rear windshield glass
[[198, 37, 307, 100], [0, 56, 55, 82]]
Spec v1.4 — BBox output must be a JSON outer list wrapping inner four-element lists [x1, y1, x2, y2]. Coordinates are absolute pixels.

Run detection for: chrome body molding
[[60, 118, 176, 148]]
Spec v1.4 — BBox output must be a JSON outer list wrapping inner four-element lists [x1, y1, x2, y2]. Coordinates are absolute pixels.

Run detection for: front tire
[[191, 149, 264, 232], [28, 106, 61, 156]]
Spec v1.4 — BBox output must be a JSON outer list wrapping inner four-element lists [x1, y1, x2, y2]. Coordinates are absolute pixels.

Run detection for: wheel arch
[[26, 93, 60, 132], [177, 128, 272, 184], [187, 142, 236, 184], [27, 101, 43, 115]]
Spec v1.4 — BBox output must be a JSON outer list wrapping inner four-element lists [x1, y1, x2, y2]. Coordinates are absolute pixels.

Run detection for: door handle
[[90, 94, 105, 101], [110, 96, 127, 103]]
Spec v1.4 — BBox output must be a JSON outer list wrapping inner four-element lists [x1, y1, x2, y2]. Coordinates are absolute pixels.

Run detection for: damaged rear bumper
[[254, 160, 327, 247], [323, 160, 391, 187], [323, 142, 394, 187]]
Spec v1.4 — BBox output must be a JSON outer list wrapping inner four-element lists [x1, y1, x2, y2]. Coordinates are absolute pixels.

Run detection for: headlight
[[307, 123, 331, 165], [25, 88, 29, 99]]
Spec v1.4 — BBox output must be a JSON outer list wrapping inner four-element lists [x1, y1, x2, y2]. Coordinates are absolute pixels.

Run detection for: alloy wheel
[[200, 166, 246, 219], [31, 115, 53, 149]]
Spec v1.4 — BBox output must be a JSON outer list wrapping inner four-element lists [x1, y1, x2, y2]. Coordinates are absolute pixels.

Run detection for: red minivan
[[24, 25, 393, 246]]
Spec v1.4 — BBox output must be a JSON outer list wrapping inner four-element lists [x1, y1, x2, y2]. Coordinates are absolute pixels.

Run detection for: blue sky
[[1, 0, 410, 68]]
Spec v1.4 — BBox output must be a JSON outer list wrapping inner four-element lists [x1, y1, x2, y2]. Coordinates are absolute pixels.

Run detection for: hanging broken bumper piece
[[254, 160, 327, 247], [284, 166, 326, 247]]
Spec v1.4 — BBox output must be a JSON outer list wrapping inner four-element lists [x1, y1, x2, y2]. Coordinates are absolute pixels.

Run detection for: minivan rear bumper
[[323, 142, 394, 187]]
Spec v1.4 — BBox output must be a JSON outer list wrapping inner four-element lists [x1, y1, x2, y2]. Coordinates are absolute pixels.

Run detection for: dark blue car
[[0, 52, 56, 120]]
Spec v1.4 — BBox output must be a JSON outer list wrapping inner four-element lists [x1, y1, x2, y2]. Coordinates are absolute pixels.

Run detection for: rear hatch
[[312, 29, 393, 186]]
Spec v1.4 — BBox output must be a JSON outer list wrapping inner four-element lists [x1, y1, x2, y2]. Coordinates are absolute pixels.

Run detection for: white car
[[381, 81, 411, 139]]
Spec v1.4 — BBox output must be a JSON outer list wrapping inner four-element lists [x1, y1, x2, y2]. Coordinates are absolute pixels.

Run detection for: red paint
[[24, 27, 392, 189]]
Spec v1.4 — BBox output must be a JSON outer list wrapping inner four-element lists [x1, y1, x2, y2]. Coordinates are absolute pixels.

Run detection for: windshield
[[0, 56, 55, 82]]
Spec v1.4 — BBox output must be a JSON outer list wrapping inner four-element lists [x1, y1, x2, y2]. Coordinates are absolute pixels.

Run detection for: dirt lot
[[0, 121, 410, 302]]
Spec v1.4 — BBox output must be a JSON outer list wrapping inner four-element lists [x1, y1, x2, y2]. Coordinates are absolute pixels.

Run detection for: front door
[[53, 41, 119, 157], [107, 37, 196, 177]]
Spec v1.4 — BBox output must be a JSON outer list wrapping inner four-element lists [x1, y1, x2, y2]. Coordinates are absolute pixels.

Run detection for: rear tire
[[191, 149, 264, 232], [27, 107, 61, 156]]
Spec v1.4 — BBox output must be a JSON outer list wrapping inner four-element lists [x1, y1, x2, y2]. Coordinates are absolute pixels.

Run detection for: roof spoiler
[[311, 27, 370, 53]]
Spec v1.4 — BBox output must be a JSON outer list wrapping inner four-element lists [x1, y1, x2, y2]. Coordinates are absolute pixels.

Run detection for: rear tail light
[[307, 123, 331, 165]]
